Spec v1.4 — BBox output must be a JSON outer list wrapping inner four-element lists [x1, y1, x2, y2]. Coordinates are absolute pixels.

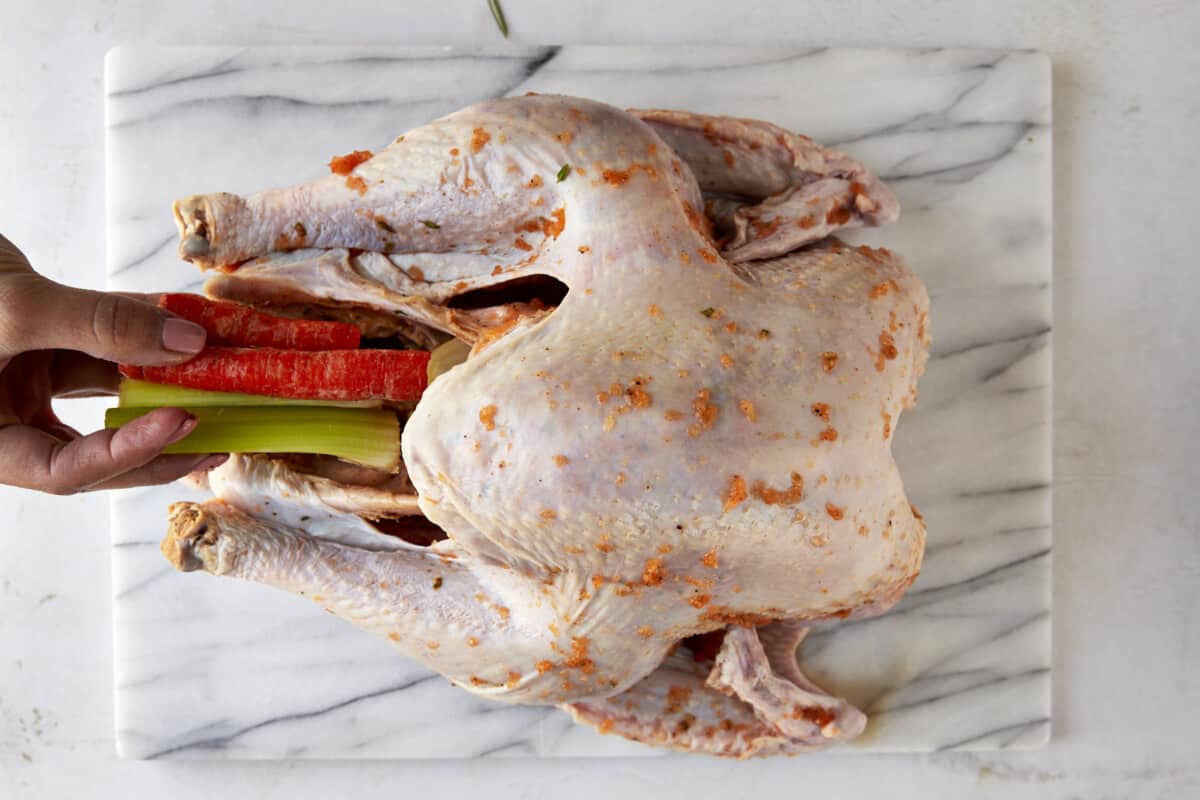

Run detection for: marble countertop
[[1, 0, 1197, 797]]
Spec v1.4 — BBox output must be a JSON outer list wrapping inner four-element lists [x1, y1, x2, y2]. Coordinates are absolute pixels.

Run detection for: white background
[[1, 1, 1197, 797]]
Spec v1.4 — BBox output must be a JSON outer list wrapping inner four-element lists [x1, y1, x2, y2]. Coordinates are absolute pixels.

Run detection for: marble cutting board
[[106, 45, 1052, 759]]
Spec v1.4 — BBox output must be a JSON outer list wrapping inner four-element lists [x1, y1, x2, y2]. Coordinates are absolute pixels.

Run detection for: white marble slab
[[105, 45, 1051, 759]]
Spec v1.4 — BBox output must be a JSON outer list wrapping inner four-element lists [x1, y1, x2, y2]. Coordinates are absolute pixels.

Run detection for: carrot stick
[[159, 293, 361, 350], [121, 347, 429, 402]]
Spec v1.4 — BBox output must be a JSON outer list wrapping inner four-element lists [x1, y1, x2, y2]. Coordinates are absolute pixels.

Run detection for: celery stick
[[105, 406, 400, 471], [118, 378, 379, 409], [427, 338, 471, 383]]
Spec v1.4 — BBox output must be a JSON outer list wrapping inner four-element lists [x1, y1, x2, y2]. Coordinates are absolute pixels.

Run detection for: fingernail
[[162, 317, 207, 354], [167, 414, 197, 444], [192, 454, 229, 472]]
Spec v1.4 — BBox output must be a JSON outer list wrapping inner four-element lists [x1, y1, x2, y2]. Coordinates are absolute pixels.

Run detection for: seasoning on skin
[[738, 399, 757, 422], [758, 329, 771, 339], [882, 410, 893, 439], [821, 352, 839, 373], [541, 207, 566, 238], [720, 354, 735, 368], [870, 279, 900, 299], [553, 455, 570, 467], [527, 174, 543, 189], [648, 304, 663, 318], [826, 204, 852, 225], [664, 410, 684, 421], [471, 127, 491, 153], [826, 502, 845, 520], [344, 176, 368, 195], [688, 389, 719, 437], [432, 577, 443, 590], [535, 660, 553, 674], [878, 329, 899, 358], [700, 307, 716, 318], [467, 637, 480, 647], [602, 168, 631, 186], [626, 382, 652, 408], [479, 404, 498, 431], [540, 509, 557, 520], [688, 594, 712, 608], [723, 475, 748, 512], [664, 685, 693, 714], [642, 558, 667, 586], [578, 245, 590, 254], [565, 637, 594, 674], [598, 718, 615, 734], [513, 236, 532, 251], [636, 626, 654, 638], [812, 402, 831, 422], [701, 549, 719, 568], [752, 472, 804, 506], [328, 149, 373, 175], [818, 427, 839, 442]]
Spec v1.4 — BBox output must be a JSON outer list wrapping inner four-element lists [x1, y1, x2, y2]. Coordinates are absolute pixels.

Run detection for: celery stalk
[[118, 378, 379, 409], [105, 406, 400, 471]]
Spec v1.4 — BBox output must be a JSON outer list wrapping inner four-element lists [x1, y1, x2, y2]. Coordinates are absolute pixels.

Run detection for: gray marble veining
[[106, 45, 1051, 758]]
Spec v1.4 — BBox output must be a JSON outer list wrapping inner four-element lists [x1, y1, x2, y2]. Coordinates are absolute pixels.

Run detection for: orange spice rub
[[642, 558, 667, 586], [752, 472, 804, 506], [328, 149, 373, 175], [470, 127, 491, 153], [723, 475, 748, 512]]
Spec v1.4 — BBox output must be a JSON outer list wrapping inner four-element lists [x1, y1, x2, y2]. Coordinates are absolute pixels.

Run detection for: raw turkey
[[160, 94, 930, 757]]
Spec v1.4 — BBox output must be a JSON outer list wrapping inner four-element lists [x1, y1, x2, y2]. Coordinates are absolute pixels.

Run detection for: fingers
[[87, 453, 228, 491], [0, 407, 196, 495], [0, 274, 206, 364], [49, 351, 121, 396]]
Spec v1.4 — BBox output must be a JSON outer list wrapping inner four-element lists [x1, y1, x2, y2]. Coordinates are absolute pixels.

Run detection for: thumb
[[4, 275, 207, 365]]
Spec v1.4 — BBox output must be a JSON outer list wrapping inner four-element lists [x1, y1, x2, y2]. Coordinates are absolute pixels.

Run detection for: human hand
[[0, 233, 227, 493]]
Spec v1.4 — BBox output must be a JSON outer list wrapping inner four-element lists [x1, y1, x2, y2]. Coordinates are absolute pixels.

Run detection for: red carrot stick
[[121, 347, 429, 402], [159, 294, 361, 350]]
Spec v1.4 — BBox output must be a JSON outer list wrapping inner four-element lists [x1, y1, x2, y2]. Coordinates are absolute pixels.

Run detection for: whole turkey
[[160, 94, 930, 757]]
